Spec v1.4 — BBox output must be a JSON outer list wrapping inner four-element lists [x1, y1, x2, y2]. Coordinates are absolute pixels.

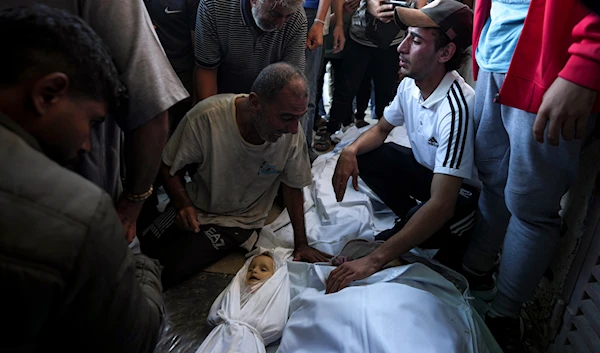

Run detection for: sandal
[[314, 117, 328, 129], [313, 129, 332, 152]]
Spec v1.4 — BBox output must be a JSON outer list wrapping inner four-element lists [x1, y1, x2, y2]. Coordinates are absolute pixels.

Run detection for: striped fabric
[[443, 81, 470, 169], [383, 70, 478, 184], [449, 209, 476, 236], [194, 0, 307, 94]]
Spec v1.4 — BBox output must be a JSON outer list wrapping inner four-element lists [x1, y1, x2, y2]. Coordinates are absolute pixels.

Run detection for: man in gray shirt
[[194, 0, 307, 101]]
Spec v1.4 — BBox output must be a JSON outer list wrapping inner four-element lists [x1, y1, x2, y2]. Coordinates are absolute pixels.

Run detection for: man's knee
[[357, 145, 387, 177]]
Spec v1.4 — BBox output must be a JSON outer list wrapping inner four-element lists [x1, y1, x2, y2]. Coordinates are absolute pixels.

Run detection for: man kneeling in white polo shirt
[[326, 0, 477, 293]]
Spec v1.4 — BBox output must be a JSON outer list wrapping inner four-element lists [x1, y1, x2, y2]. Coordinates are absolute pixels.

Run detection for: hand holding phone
[[366, 0, 397, 23], [343, 0, 361, 14]]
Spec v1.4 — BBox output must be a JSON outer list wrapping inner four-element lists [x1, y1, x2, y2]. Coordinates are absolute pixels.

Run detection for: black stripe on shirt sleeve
[[454, 82, 470, 169], [449, 86, 464, 168], [443, 92, 457, 168]]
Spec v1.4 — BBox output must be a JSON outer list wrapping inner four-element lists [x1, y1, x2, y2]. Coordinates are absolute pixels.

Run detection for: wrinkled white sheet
[[196, 248, 292, 353], [256, 125, 427, 257], [276, 261, 502, 353]]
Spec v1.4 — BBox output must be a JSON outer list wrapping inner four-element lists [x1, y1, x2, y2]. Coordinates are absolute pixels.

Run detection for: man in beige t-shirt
[[141, 63, 330, 288]]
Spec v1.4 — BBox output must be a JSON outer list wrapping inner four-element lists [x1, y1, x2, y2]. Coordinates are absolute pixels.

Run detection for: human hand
[[533, 77, 597, 146], [175, 205, 200, 233], [332, 147, 359, 202], [332, 23, 346, 54], [343, 0, 361, 14], [307, 22, 324, 50], [325, 255, 381, 293], [367, 0, 395, 23], [116, 197, 144, 244], [293, 243, 332, 262]]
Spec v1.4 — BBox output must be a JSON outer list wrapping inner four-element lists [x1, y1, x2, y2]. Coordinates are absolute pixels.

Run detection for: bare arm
[[306, 0, 333, 50], [124, 112, 169, 195], [317, 0, 332, 22], [346, 117, 394, 156], [194, 67, 218, 103], [326, 173, 464, 293], [331, 0, 347, 53], [332, 118, 395, 201], [117, 111, 169, 243], [282, 183, 332, 262], [160, 162, 200, 232], [161, 162, 190, 209], [331, 0, 344, 27], [331, 0, 360, 23], [282, 184, 309, 249], [414, 0, 429, 8]]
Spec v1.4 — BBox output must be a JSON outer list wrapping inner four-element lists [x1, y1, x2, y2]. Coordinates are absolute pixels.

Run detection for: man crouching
[[141, 63, 330, 288]]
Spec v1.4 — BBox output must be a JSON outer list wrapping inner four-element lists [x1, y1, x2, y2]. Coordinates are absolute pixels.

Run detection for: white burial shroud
[[276, 262, 502, 353], [195, 248, 291, 353]]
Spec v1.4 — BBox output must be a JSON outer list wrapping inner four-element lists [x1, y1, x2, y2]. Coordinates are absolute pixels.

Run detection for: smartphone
[[381, 1, 408, 6]]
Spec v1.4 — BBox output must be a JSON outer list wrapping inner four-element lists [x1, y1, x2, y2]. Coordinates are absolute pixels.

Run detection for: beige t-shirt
[[162, 94, 312, 229]]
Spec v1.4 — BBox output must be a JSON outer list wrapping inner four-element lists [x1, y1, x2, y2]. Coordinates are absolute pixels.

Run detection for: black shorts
[[140, 206, 259, 289]]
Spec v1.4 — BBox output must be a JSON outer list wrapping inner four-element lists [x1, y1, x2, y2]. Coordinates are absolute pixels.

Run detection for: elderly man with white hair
[[194, 0, 307, 102]]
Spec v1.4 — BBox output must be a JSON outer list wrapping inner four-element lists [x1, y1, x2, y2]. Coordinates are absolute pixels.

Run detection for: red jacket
[[472, 0, 600, 113]]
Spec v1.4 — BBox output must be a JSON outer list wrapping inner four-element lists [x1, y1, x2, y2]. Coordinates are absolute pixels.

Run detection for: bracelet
[[314, 18, 326, 25], [124, 185, 153, 202]]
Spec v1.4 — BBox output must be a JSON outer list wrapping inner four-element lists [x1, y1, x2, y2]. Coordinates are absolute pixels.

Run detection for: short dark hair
[[0, 4, 126, 111], [251, 62, 309, 104], [433, 28, 469, 73]]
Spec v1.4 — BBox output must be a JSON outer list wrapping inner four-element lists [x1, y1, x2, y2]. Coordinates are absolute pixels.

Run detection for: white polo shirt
[[383, 71, 478, 183]]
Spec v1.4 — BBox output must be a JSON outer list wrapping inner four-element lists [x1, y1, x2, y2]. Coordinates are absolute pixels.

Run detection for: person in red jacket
[[459, 0, 600, 351]]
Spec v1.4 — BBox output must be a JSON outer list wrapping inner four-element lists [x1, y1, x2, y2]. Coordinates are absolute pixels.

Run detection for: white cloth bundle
[[195, 248, 292, 353]]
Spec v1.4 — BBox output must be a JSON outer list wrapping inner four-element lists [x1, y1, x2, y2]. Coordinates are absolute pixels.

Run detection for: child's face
[[246, 255, 275, 285]]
